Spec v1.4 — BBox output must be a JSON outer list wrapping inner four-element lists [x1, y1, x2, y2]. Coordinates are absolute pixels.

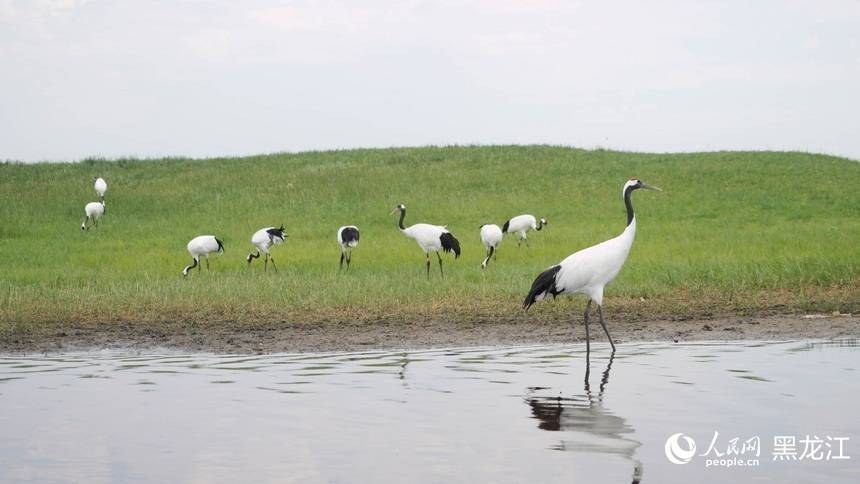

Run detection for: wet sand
[[1, 313, 858, 354]]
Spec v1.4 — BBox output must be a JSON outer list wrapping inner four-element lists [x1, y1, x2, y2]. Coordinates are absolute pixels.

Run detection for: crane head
[[625, 178, 662, 193], [390, 203, 406, 215]]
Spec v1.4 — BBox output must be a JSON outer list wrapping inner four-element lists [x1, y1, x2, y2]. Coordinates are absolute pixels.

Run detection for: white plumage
[[503, 214, 547, 246], [337, 225, 360, 271], [392, 203, 461, 277], [80, 201, 105, 230], [94, 177, 107, 201], [523, 179, 661, 351], [246, 226, 286, 272], [183, 235, 225, 275], [479, 224, 503, 269]]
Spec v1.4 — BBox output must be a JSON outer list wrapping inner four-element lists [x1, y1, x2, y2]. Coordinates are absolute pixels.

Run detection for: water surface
[[1, 341, 857, 483]]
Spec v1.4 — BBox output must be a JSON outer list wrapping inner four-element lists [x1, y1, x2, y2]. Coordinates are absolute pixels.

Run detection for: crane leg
[[597, 305, 616, 351], [269, 255, 277, 272], [583, 299, 592, 353], [340, 252, 345, 271], [425, 253, 430, 277], [436, 251, 444, 277], [346, 251, 352, 271], [205, 256, 209, 271]]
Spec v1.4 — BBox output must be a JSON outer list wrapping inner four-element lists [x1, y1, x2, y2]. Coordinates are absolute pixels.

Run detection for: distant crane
[[503, 214, 547, 246], [94, 177, 107, 202], [479, 224, 503, 269], [183, 235, 225, 276], [80, 201, 105, 230], [522, 179, 661, 351], [337, 225, 360, 271], [246, 226, 287, 272], [391, 203, 461, 277]]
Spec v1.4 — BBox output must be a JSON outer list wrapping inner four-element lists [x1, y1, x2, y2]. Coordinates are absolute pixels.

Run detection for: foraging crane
[[337, 225, 360, 271], [80, 201, 105, 230], [182, 235, 225, 276], [391, 203, 460, 277], [246, 226, 287, 272], [503, 214, 547, 246], [479, 224, 503, 269], [522, 179, 661, 351], [94, 177, 107, 202]]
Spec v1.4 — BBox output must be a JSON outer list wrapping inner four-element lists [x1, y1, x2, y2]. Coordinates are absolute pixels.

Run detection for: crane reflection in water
[[525, 350, 644, 483]]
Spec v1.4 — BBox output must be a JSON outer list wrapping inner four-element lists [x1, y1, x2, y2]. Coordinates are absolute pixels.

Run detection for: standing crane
[[94, 177, 107, 202], [479, 224, 503, 269], [522, 179, 661, 351], [337, 225, 360, 271], [391, 203, 460, 277]]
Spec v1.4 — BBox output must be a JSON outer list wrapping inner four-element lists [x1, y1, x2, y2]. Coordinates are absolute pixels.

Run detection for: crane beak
[[642, 183, 662, 192], [389, 208, 398, 215]]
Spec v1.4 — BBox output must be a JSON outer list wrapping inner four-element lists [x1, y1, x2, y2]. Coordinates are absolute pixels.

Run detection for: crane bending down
[[503, 214, 547, 247], [522, 179, 661, 351], [247, 226, 287, 272], [80, 201, 105, 230], [391, 203, 460, 277], [183, 235, 225, 276], [479, 224, 503, 269], [337, 225, 360, 271]]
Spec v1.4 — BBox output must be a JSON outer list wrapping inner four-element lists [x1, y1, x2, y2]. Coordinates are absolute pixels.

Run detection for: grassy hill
[[1, 145, 858, 329]]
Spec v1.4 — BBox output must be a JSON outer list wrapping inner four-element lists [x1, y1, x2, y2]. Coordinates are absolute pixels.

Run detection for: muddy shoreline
[[1, 313, 858, 354]]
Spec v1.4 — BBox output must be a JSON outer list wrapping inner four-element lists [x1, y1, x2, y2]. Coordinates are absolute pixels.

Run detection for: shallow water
[[0, 341, 857, 483]]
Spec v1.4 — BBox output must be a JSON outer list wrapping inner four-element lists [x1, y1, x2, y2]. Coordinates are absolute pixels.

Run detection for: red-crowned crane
[[94, 177, 107, 202], [503, 214, 547, 246], [391, 203, 460, 277], [246, 226, 287, 272], [479, 224, 503, 269], [523, 179, 661, 351], [182, 235, 224, 276], [337, 225, 360, 271], [80, 201, 105, 230]]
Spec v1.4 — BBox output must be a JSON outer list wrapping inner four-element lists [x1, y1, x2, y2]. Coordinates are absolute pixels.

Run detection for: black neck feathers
[[398, 209, 406, 230], [624, 185, 636, 226]]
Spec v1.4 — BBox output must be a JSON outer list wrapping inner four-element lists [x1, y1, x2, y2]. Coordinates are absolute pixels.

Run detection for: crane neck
[[623, 185, 636, 226], [398, 209, 406, 230]]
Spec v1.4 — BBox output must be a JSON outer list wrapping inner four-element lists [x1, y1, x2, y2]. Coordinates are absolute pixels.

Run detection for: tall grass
[[1, 146, 858, 324]]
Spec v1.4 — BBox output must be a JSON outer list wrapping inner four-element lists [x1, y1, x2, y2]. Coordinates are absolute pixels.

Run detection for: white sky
[[2, 0, 859, 162]]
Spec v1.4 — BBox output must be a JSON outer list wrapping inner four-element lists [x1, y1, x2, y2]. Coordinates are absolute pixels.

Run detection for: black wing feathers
[[523, 265, 561, 310], [341, 227, 359, 244], [439, 232, 461, 258]]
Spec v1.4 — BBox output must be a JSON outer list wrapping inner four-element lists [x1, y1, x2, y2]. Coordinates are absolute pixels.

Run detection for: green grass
[[1, 145, 858, 326]]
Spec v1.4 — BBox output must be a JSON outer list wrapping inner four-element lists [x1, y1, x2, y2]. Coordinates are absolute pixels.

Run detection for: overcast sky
[[2, 0, 859, 162]]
